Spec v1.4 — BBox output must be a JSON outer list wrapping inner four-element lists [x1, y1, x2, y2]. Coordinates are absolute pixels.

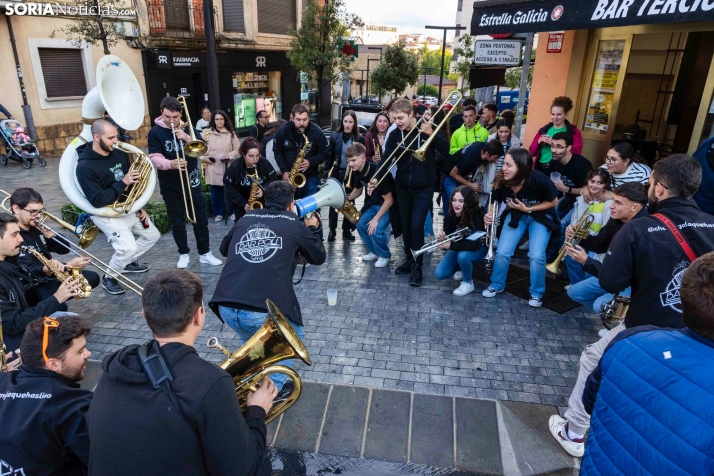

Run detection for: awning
[[471, 0, 714, 36]]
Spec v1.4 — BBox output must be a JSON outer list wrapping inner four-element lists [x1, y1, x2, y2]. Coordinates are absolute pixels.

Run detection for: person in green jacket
[[449, 106, 488, 155]]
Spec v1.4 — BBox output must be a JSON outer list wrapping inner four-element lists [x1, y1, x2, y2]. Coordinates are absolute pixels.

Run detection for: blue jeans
[[356, 204, 391, 258], [435, 248, 487, 284], [567, 277, 631, 314], [443, 176, 457, 215], [295, 176, 322, 240], [564, 254, 594, 285], [210, 185, 225, 217], [490, 214, 551, 298], [218, 306, 304, 391]]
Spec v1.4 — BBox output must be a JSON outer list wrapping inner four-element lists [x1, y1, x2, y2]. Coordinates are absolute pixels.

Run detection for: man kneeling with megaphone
[[210, 181, 326, 402]]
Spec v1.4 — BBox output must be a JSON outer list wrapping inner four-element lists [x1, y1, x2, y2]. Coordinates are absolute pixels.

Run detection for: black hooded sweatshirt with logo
[[209, 204, 326, 326], [600, 197, 714, 329], [87, 342, 267, 476], [383, 126, 449, 190], [0, 366, 92, 476], [75, 141, 130, 209]]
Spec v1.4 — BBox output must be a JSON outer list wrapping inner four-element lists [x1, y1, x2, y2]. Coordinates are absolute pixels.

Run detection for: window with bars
[[223, 0, 244, 31], [38, 48, 87, 98], [258, 0, 296, 35], [164, 0, 190, 30]]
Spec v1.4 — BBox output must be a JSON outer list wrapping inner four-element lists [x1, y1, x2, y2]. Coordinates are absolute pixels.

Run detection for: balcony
[[147, 0, 204, 38]]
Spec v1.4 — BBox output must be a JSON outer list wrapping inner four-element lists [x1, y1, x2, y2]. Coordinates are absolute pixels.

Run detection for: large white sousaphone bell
[[59, 55, 156, 217]]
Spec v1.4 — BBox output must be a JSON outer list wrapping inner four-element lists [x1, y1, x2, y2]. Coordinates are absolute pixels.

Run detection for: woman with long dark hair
[[482, 148, 559, 307], [223, 137, 278, 220], [324, 110, 364, 241], [488, 118, 522, 172], [200, 110, 239, 220], [364, 112, 390, 163], [434, 186, 486, 296]]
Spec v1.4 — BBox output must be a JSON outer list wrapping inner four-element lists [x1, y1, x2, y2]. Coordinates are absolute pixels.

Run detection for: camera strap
[[138, 340, 188, 421]]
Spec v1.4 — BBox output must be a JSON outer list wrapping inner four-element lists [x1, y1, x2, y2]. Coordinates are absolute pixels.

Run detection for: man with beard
[[549, 154, 714, 458], [0, 315, 93, 476], [76, 119, 161, 295]]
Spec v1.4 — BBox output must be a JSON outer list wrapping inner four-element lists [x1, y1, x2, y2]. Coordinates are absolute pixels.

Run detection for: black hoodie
[[273, 121, 328, 179], [75, 142, 130, 209], [0, 366, 92, 476], [600, 197, 714, 329], [382, 125, 449, 190], [87, 342, 267, 476]]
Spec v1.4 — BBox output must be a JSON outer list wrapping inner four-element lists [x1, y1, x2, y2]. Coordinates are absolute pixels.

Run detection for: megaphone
[[294, 178, 346, 218]]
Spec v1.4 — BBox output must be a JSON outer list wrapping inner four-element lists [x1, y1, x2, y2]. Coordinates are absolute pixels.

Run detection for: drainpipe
[[6, 15, 37, 140]]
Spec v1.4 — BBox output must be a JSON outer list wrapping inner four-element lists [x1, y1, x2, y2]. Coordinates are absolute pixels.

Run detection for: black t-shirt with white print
[[352, 161, 392, 211], [493, 170, 559, 231], [148, 124, 201, 195]]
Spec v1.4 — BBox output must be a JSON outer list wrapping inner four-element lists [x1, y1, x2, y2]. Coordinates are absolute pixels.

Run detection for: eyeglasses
[[23, 208, 43, 216], [42, 317, 60, 362], [551, 144, 567, 151], [604, 155, 621, 164]]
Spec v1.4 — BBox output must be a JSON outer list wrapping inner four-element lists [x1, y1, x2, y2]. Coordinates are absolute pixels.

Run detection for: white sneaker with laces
[[375, 257, 390, 268], [453, 282, 474, 296], [529, 295, 543, 308], [199, 252, 222, 266], [518, 240, 530, 251], [548, 415, 585, 457], [177, 254, 190, 269], [362, 252, 378, 261], [482, 287, 504, 298], [453, 271, 463, 281]]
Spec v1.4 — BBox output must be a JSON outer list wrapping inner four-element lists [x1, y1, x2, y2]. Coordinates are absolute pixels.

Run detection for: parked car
[[416, 96, 438, 107]]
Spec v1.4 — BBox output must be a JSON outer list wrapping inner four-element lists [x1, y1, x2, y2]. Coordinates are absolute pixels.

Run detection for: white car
[[417, 96, 438, 107]]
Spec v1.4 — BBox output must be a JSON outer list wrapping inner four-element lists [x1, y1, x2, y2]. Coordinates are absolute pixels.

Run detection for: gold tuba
[[20, 246, 93, 299], [546, 212, 595, 275], [207, 300, 311, 423], [247, 172, 263, 210], [288, 133, 310, 188], [112, 142, 155, 215]]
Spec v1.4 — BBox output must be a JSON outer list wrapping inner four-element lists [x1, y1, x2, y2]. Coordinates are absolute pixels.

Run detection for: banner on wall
[[471, 0, 714, 36]]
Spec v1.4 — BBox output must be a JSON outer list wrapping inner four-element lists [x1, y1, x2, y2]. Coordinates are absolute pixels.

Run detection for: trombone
[[0, 192, 144, 296], [411, 228, 469, 259], [177, 96, 208, 158], [369, 92, 462, 189], [171, 122, 198, 223]]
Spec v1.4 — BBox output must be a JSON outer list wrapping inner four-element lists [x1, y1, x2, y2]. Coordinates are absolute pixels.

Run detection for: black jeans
[[328, 183, 355, 233], [163, 190, 210, 255], [395, 185, 433, 263]]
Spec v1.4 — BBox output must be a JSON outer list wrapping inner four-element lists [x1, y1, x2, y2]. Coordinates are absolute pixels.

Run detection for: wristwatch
[[568, 186, 573, 194], [527, 206, 532, 214]]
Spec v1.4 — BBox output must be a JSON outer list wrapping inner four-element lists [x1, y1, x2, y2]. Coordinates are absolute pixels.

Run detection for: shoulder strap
[[652, 213, 697, 262], [138, 341, 189, 421]]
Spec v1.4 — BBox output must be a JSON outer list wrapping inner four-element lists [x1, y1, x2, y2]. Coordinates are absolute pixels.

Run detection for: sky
[[343, 0, 460, 40]]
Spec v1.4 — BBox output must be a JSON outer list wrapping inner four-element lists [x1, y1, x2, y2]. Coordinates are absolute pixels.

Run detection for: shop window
[[223, 0, 244, 32], [233, 71, 281, 129], [38, 48, 87, 98], [584, 40, 626, 135], [258, 0, 296, 35]]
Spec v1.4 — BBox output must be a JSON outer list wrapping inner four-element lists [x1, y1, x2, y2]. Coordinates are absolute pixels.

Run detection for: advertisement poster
[[585, 40, 624, 134]]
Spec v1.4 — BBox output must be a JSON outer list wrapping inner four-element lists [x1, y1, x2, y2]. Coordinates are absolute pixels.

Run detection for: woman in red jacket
[[529, 96, 583, 174]]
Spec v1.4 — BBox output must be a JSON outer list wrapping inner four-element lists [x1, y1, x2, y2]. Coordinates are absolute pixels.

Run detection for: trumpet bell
[[77, 225, 99, 249], [184, 140, 208, 158]]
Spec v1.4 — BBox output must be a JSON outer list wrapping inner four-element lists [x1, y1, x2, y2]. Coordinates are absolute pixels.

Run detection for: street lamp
[[424, 25, 465, 105]]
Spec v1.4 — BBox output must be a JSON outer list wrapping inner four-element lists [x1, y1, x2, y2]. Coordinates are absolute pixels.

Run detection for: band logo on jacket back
[[236, 224, 283, 263]]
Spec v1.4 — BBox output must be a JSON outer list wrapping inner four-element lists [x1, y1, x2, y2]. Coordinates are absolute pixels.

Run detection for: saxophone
[[247, 171, 263, 210], [21, 246, 92, 299], [288, 133, 309, 188], [336, 168, 360, 224], [373, 139, 381, 163]]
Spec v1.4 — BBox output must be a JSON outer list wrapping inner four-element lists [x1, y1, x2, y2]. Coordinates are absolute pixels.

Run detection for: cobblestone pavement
[[2, 158, 602, 408]]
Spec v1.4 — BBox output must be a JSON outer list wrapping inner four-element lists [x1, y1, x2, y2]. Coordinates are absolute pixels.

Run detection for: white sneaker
[[199, 252, 222, 266], [453, 282, 474, 296], [529, 295, 543, 308], [362, 252, 378, 261], [214, 215, 223, 221], [482, 287, 504, 298], [453, 271, 463, 281], [375, 257, 390, 268], [548, 415, 585, 457], [177, 254, 190, 269], [518, 240, 530, 251]]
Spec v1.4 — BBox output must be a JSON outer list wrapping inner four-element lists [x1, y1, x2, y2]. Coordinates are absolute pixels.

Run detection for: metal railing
[[147, 0, 204, 37]]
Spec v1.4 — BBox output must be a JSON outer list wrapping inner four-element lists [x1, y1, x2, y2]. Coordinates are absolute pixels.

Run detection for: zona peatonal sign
[[471, 0, 714, 36], [474, 39, 522, 66]]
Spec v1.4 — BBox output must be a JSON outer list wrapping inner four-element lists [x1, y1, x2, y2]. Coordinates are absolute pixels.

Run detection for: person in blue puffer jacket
[[580, 251, 714, 476]]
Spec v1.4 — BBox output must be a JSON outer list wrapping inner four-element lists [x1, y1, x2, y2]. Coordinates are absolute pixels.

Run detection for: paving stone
[[410, 394, 453, 467], [455, 398, 502, 474], [275, 382, 329, 453], [319, 385, 369, 457], [363, 389, 410, 463]]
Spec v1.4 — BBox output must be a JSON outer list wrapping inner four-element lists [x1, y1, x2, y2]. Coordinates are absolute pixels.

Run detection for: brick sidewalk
[[2, 158, 601, 408]]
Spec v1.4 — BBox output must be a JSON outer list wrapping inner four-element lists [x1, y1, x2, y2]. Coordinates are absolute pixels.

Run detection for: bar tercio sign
[[474, 39, 522, 66]]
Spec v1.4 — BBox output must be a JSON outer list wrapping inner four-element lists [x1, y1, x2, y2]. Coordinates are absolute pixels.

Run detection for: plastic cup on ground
[[327, 289, 338, 306]]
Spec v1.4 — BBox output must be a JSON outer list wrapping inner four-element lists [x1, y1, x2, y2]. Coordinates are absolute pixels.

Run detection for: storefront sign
[[547, 31, 564, 53], [172, 52, 203, 68], [256, 56, 267, 67], [157, 50, 171, 69], [471, 0, 714, 36], [474, 39, 522, 66]]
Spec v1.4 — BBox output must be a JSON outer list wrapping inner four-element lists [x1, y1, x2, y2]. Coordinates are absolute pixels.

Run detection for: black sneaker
[[395, 259, 413, 275], [274, 381, 294, 404], [409, 262, 423, 287], [327, 229, 336, 242], [102, 275, 125, 295], [342, 231, 356, 241], [123, 260, 149, 273]]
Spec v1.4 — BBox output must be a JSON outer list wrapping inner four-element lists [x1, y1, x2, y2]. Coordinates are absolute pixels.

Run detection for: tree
[[369, 42, 420, 97], [504, 48, 536, 89], [417, 84, 439, 97], [50, 0, 128, 55], [452, 34, 476, 95], [287, 0, 362, 121], [419, 45, 452, 77]]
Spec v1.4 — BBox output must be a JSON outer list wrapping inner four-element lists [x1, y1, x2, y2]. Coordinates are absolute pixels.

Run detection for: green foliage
[[504, 47, 536, 89], [419, 46, 452, 77], [452, 34, 476, 96], [417, 84, 439, 97], [49, 0, 130, 55], [288, 0, 362, 119], [369, 42, 420, 96]]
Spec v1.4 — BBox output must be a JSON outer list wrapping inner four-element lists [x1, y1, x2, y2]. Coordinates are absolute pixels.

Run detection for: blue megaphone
[[294, 178, 346, 218]]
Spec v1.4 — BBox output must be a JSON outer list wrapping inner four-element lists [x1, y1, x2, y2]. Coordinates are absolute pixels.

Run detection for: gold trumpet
[[170, 122, 197, 223], [0, 189, 98, 249], [207, 300, 311, 424], [545, 213, 595, 275], [177, 96, 208, 158]]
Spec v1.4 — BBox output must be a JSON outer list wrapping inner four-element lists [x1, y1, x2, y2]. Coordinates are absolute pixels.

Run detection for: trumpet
[[177, 96, 208, 158], [546, 213, 595, 275], [411, 228, 469, 259], [370, 92, 462, 189], [171, 122, 197, 223], [599, 294, 630, 329], [483, 193, 499, 273]]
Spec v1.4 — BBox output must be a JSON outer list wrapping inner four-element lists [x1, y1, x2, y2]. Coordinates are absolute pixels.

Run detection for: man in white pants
[[75, 120, 160, 294]]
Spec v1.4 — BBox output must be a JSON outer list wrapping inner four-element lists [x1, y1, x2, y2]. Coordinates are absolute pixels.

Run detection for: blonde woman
[[200, 110, 239, 220]]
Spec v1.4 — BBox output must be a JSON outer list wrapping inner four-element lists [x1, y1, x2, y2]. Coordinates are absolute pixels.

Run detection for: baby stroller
[[0, 119, 45, 169]]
